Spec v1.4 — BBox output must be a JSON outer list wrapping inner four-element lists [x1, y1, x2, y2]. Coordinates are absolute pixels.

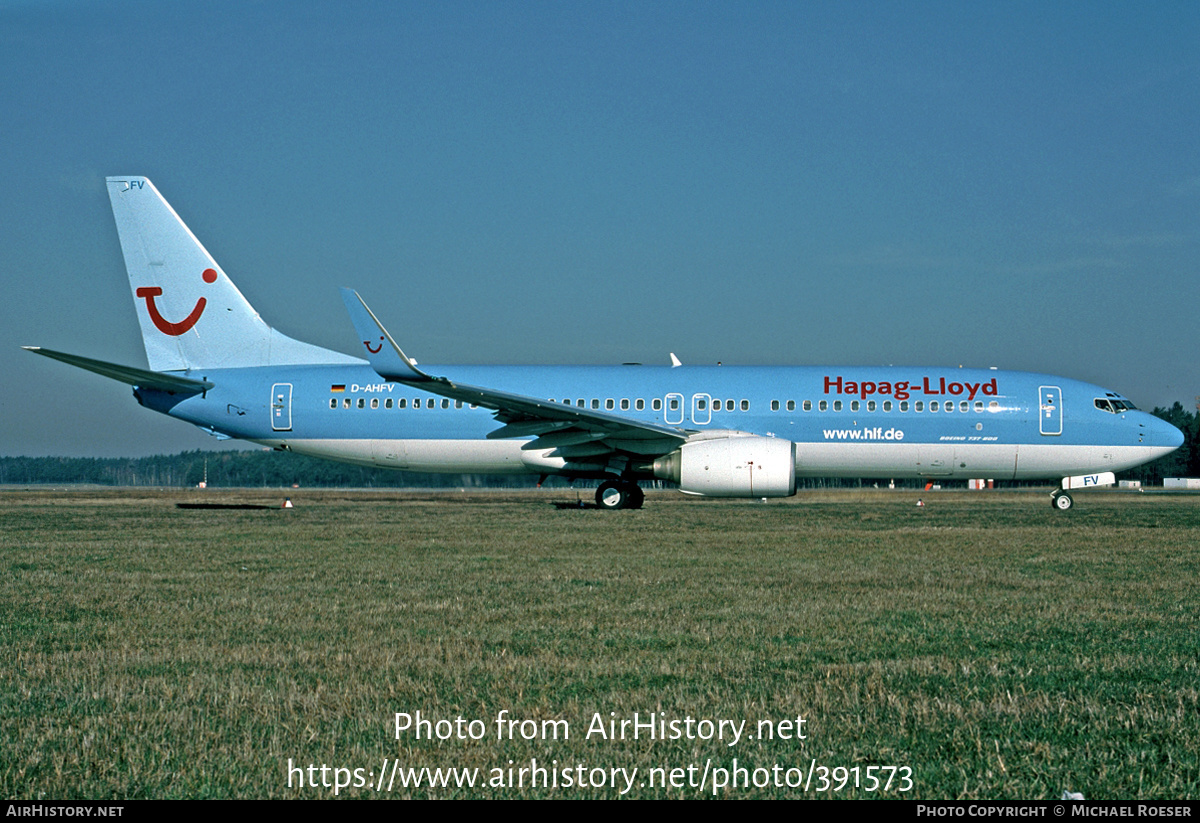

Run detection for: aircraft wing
[[23, 347, 213, 393], [340, 289, 687, 458]]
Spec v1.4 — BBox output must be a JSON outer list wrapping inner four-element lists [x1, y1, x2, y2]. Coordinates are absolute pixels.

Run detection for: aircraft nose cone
[[1165, 419, 1185, 449], [1147, 414, 1184, 450]]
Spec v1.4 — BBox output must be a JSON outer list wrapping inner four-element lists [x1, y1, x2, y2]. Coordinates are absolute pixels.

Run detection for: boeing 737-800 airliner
[[25, 178, 1183, 510]]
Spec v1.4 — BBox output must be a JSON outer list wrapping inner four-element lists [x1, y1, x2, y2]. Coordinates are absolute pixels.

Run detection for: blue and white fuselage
[[26, 177, 1183, 510], [143, 362, 1178, 483]]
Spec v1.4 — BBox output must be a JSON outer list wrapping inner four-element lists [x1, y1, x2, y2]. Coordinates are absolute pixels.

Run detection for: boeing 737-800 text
[[25, 178, 1183, 510]]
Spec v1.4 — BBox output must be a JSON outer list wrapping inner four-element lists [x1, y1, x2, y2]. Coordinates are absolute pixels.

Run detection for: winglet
[[339, 288, 433, 382], [670, 352, 682, 368]]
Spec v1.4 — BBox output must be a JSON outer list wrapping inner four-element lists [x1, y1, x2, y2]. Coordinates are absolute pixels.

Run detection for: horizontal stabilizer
[[22, 347, 213, 393]]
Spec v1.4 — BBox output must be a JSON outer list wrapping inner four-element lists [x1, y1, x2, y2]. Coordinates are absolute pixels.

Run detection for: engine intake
[[652, 436, 796, 497]]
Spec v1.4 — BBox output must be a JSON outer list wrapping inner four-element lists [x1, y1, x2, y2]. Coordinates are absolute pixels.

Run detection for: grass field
[[2, 487, 1197, 799]]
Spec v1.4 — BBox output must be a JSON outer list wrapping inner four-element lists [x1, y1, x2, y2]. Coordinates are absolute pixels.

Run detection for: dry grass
[[2, 488, 1197, 798]]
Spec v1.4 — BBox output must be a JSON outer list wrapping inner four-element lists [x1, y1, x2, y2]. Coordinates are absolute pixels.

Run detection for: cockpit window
[[1095, 397, 1137, 413]]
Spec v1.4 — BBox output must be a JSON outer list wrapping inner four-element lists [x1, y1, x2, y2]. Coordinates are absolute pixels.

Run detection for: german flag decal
[[331, 384, 346, 393]]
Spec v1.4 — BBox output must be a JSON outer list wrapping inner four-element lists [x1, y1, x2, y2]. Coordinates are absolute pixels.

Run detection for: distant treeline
[[0, 449, 539, 489], [4, 404, 1198, 488]]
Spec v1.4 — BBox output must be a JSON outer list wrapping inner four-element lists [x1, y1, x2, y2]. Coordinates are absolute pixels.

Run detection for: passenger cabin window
[[740, 400, 749, 411], [832, 400, 842, 412], [851, 400, 860, 412], [819, 400, 828, 412], [669, 398, 679, 411], [787, 400, 796, 412], [771, 400, 779, 411], [803, 400, 812, 412], [635, 399, 644, 411], [652, 399, 662, 411], [398, 398, 407, 409], [726, 400, 734, 411]]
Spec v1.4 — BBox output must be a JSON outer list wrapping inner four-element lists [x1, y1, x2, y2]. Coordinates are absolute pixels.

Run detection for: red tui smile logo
[[137, 268, 217, 335], [363, 336, 384, 354]]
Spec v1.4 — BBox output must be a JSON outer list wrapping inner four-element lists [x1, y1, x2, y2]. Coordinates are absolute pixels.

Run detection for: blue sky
[[3, 1, 1198, 457]]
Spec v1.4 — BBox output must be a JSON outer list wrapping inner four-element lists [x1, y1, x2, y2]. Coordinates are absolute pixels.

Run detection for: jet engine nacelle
[[652, 436, 797, 497]]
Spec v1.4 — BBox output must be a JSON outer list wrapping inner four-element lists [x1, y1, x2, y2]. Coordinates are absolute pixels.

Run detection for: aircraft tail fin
[[106, 177, 359, 372]]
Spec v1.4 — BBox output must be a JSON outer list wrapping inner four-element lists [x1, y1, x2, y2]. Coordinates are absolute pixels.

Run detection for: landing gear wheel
[[1051, 490, 1073, 511], [596, 481, 643, 510], [596, 481, 628, 510]]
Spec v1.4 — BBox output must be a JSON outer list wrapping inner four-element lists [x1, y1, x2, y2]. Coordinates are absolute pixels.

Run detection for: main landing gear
[[1050, 489, 1073, 511], [596, 480, 645, 510]]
